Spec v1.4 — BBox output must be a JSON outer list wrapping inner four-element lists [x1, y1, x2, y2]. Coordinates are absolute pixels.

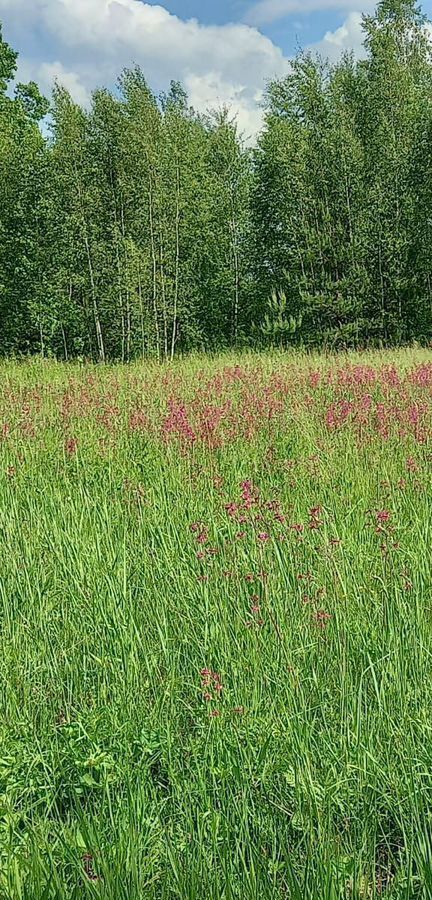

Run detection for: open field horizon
[[0, 347, 431, 897]]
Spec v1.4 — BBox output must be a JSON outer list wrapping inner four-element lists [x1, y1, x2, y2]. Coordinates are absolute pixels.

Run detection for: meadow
[[0, 348, 432, 899]]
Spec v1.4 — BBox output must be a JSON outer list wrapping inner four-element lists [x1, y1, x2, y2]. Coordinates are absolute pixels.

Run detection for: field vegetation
[[0, 348, 431, 898]]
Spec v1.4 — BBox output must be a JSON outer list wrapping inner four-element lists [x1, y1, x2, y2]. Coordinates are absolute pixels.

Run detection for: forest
[[1, 0, 432, 361]]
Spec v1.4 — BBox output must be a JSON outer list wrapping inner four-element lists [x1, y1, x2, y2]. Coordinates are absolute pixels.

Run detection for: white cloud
[[185, 72, 265, 141], [38, 62, 90, 106], [0, 0, 377, 139], [245, 0, 372, 25], [0, 0, 289, 139], [313, 11, 365, 59]]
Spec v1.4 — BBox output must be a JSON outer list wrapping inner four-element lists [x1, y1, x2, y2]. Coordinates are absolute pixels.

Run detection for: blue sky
[[161, 0, 354, 53], [1, 0, 431, 141]]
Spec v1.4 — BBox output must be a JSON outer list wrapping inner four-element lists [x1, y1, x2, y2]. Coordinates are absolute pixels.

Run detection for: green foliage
[[14, 81, 50, 121], [251, 0, 432, 349], [0, 22, 16, 92], [0, 26, 48, 354], [2, 0, 432, 357], [260, 289, 303, 346]]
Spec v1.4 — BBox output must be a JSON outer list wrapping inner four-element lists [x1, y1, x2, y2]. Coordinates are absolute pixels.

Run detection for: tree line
[[1, 0, 432, 360]]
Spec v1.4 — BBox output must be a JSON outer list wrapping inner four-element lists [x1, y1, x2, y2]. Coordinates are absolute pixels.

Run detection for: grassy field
[[0, 348, 432, 898]]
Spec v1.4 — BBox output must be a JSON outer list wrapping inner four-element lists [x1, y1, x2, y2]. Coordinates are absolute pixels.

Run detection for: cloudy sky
[[0, 0, 430, 140]]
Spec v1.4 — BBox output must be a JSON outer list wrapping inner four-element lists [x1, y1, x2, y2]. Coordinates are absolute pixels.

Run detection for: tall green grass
[[0, 349, 431, 898]]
